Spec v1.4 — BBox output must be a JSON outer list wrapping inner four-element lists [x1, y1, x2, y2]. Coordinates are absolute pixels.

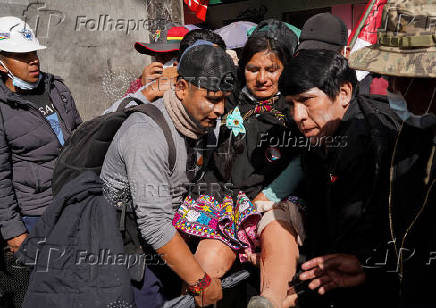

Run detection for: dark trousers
[[0, 216, 39, 308], [132, 262, 182, 308]]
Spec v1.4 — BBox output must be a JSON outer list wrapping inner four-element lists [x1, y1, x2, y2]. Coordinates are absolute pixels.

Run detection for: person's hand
[[194, 277, 222, 307], [283, 292, 298, 307], [240, 248, 260, 266], [7, 233, 28, 253], [141, 62, 163, 85], [253, 191, 270, 203], [142, 76, 174, 102], [299, 254, 366, 295]]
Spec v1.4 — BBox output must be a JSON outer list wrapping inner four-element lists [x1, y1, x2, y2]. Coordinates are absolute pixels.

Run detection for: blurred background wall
[[0, 0, 183, 120]]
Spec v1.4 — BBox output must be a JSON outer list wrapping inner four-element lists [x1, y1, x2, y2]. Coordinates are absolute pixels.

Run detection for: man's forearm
[[157, 231, 206, 285]]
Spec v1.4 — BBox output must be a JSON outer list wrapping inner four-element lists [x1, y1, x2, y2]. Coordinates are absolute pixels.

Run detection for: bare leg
[[195, 239, 237, 278], [260, 220, 299, 308]]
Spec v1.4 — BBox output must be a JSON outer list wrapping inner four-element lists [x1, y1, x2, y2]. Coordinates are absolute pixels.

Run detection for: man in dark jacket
[[0, 16, 81, 306], [296, 1, 436, 307], [276, 49, 400, 308]]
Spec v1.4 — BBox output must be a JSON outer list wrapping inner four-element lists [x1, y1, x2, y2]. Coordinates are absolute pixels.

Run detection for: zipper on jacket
[[50, 84, 72, 136]]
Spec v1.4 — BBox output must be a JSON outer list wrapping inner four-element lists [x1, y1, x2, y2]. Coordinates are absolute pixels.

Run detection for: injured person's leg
[[194, 238, 237, 279]]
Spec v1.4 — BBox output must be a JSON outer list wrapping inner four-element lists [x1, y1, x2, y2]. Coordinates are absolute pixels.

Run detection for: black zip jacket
[[299, 95, 401, 308]]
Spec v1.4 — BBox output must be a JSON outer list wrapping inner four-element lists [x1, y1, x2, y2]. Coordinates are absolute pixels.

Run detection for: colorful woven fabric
[[254, 100, 274, 113], [172, 192, 261, 261]]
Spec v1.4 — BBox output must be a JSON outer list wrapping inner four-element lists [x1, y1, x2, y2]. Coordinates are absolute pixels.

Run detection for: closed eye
[[266, 66, 279, 73], [207, 97, 222, 104], [246, 65, 259, 73]]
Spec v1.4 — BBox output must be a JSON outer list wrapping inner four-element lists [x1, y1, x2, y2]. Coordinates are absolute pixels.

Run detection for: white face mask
[[0, 60, 41, 90]]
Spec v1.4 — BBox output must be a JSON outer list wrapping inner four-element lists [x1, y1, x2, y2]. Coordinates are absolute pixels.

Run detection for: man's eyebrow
[[292, 93, 316, 101]]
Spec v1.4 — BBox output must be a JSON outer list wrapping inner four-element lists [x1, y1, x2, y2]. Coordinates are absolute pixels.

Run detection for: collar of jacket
[[0, 72, 54, 107], [241, 86, 281, 105]]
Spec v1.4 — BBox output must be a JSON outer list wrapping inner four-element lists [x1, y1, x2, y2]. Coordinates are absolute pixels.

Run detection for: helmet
[[0, 16, 46, 53], [349, 0, 436, 78]]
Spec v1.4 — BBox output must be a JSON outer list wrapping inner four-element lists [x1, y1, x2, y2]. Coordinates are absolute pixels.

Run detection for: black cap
[[298, 13, 347, 52], [178, 42, 236, 92]]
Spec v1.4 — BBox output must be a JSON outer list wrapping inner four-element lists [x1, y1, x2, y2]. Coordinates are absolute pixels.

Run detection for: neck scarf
[[239, 87, 285, 124], [163, 89, 206, 140], [241, 87, 280, 114]]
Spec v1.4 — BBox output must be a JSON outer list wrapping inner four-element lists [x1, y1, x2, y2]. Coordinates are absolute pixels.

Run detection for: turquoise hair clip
[[247, 23, 301, 38]]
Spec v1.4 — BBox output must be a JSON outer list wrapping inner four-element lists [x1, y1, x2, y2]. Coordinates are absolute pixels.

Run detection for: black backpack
[[52, 96, 176, 280]]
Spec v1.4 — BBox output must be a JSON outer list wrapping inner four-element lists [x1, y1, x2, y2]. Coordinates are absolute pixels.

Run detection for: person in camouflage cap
[[295, 1, 436, 307], [350, 0, 436, 78]]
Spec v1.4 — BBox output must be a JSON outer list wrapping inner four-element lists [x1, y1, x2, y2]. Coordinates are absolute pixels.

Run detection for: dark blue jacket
[[0, 72, 81, 239], [16, 171, 135, 308]]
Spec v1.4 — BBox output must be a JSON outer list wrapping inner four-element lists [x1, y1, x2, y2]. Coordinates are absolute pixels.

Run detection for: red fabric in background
[[370, 77, 388, 96], [124, 78, 142, 97], [348, 0, 387, 46], [184, 0, 209, 21]]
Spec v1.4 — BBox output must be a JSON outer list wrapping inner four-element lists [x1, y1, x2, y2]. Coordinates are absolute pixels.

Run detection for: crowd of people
[[0, 0, 435, 307]]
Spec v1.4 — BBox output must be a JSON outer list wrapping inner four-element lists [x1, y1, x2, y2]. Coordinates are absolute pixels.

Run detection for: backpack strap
[[117, 96, 143, 112], [126, 103, 177, 173], [116, 96, 176, 172]]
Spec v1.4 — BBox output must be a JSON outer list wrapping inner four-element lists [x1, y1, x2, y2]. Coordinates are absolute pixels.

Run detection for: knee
[[195, 240, 236, 278]]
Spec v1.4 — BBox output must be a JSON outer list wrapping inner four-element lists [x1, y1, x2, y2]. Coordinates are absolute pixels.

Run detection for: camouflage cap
[[349, 0, 436, 78]]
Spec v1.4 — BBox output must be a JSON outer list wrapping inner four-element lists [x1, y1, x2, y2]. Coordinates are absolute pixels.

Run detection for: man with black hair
[[277, 49, 400, 308], [297, 1, 436, 307]]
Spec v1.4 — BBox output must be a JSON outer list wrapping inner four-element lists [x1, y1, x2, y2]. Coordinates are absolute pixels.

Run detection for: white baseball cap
[[0, 16, 46, 53]]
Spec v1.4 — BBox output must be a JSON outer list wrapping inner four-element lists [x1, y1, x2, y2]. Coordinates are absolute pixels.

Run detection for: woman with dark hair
[[172, 23, 303, 307]]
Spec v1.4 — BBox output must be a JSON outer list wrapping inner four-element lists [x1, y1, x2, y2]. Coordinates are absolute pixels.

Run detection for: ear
[[175, 78, 189, 101], [340, 46, 350, 59], [338, 82, 353, 108]]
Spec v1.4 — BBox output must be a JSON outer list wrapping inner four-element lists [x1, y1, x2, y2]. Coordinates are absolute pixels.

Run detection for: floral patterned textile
[[172, 192, 261, 262]]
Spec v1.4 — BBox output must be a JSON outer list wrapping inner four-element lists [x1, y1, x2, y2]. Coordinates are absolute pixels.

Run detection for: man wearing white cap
[[0, 16, 81, 305]]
